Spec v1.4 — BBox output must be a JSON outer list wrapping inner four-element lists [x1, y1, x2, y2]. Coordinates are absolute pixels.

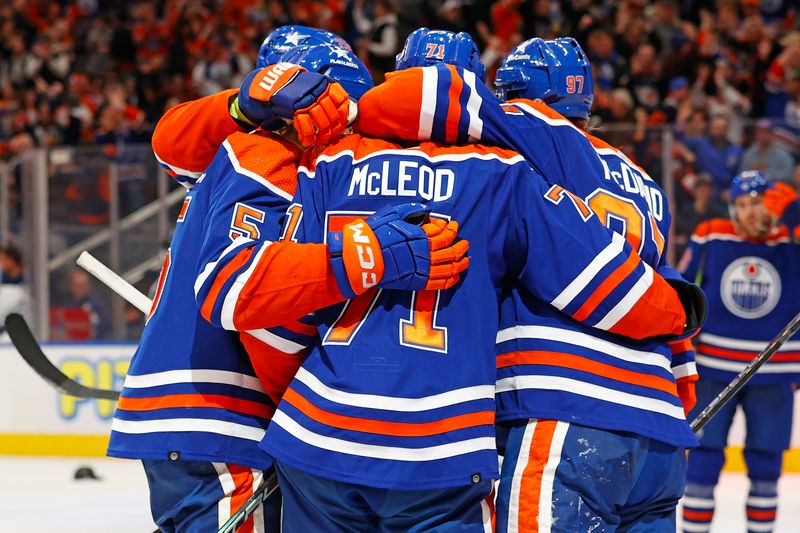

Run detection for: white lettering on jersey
[[348, 160, 455, 202], [600, 157, 663, 221]]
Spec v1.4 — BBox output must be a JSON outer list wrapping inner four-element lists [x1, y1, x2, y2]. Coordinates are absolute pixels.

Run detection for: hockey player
[[108, 44, 469, 532], [357, 35, 706, 531], [249, 130, 694, 532], [153, 25, 355, 189], [680, 170, 800, 533]]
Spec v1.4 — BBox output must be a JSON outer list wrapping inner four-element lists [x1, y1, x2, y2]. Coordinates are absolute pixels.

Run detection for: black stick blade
[[4, 313, 120, 401]]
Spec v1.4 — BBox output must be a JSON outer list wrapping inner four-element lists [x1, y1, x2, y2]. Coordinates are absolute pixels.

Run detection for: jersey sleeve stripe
[[495, 375, 686, 419], [593, 262, 654, 331], [571, 248, 639, 322], [282, 388, 494, 437], [221, 241, 272, 330], [244, 328, 307, 354], [294, 367, 495, 412], [195, 238, 253, 296], [111, 417, 266, 442], [461, 69, 484, 141], [699, 333, 800, 352], [122, 369, 266, 392], [270, 410, 497, 461], [444, 65, 465, 142], [496, 350, 678, 396], [495, 325, 672, 372], [695, 355, 800, 374], [154, 152, 203, 188], [418, 66, 438, 140], [551, 232, 626, 310], [117, 393, 275, 420], [200, 246, 256, 324]]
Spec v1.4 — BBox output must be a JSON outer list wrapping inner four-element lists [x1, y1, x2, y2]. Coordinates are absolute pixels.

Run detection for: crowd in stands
[[0, 0, 799, 338]]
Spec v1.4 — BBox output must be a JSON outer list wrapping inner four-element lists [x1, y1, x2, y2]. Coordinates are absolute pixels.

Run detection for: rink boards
[[0, 342, 798, 471]]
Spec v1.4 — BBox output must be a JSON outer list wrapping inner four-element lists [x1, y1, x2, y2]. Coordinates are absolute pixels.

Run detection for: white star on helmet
[[332, 47, 351, 58], [284, 32, 306, 46]]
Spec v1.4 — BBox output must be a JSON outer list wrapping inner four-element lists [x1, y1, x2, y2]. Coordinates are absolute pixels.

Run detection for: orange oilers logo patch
[[721, 256, 781, 319]]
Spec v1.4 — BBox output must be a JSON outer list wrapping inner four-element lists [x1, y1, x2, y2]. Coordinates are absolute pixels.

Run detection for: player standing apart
[[680, 171, 800, 533]]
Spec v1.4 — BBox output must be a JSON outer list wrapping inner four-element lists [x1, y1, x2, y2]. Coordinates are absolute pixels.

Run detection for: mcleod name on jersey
[[357, 63, 699, 448], [260, 133, 688, 490], [681, 219, 800, 384]]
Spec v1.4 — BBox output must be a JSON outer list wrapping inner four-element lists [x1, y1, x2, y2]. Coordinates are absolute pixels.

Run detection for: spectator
[[678, 112, 742, 193], [0, 244, 24, 284], [740, 119, 796, 183], [354, 0, 401, 83], [65, 268, 111, 339], [586, 27, 627, 92], [674, 172, 728, 255]]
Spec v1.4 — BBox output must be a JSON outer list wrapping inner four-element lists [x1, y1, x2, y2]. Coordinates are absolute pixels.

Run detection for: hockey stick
[[77, 251, 152, 314], [218, 470, 279, 533], [690, 310, 800, 433], [4, 313, 120, 400]]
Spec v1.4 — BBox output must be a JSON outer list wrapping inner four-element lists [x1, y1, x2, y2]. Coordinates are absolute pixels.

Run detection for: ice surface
[[0, 456, 798, 532]]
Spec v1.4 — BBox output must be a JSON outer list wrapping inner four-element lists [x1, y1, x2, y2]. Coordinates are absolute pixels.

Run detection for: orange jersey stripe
[[228, 464, 255, 533], [444, 65, 465, 142], [572, 249, 639, 323], [608, 272, 685, 339], [496, 351, 678, 396], [518, 420, 559, 531], [200, 247, 255, 322], [700, 344, 800, 362], [117, 393, 275, 420], [683, 509, 714, 521], [281, 388, 494, 437]]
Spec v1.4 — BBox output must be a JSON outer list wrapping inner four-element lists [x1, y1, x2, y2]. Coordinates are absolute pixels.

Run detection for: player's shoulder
[[692, 218, 736, 240], [218, 131, 302, 199], [503, 98, 575, 126]]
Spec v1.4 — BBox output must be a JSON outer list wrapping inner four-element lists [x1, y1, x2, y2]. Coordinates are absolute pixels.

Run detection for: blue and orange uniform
[[357, 60, 705, 532], [246, 132, 691, 532], [680, 190, 800, 533]]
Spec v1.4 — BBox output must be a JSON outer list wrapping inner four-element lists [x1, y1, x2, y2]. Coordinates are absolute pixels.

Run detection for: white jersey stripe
[[195, 237, 253, 297], [293, 367, 495, 411], [245, 328, 306, 355], [111, 417, 266, 441], [682, 522, 711, 533], [551, 232, 626, 311], [698, 332, 800, 352], [691, 233, 790, 246], [509, 102, 582, 133], [223, 139, 293, 201], [496, 324, 672, 372], [154, 152, 203, 185], [272, 410, 496, 461], [419, 66, 437, 140], [496, 375, 685, 419], [672, 362, 698, 380], [747, 522, 775, 532], [696, 355, 800, 373], [213, 462, 235, 526], [251, 469, 265, 533], [462, 70, 484, 141], [594, 262, 654, 331], [122, 369, 266, 393], [221, 241, 271, 330], [538, 421, 568, 533], [507, 420, 537, 533]]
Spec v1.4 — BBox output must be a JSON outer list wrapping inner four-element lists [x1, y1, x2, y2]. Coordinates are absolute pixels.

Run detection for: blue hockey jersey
[[258, 133, 689, 490], [358, 64, 699, 448], [108, 131, 316, 469], [680, 218, 800, 385]]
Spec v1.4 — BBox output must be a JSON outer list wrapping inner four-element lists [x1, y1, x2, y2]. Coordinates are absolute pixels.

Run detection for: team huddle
[[103, 24, 800, 533]]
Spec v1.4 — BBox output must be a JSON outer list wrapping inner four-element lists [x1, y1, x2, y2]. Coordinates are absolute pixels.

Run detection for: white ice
[[0, 456, 798, 532]]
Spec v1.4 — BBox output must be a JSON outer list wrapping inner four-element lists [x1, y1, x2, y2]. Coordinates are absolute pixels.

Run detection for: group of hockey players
[[102, 21, 800, 533]]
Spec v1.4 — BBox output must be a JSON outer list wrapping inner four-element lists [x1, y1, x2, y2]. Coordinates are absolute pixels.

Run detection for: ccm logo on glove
[[343, 220, 384, 292]]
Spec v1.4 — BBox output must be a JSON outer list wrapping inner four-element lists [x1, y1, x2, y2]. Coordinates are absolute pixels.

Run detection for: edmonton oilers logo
[[720, 257, 781, 319]]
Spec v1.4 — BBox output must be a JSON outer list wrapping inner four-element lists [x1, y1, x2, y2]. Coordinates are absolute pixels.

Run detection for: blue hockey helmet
[[395, 27, 486, 82], [279, 44, 374, 101], [494, 37, 594, 119], [257, 26, 352, 68], [730, 170, 773, 201]]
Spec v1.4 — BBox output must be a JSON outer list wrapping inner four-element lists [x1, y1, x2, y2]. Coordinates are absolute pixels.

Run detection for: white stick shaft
[[76, 251, 153, 315]]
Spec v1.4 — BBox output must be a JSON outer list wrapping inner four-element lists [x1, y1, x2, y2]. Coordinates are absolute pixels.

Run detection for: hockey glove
[[676, 376, 698, 417], [235, 63, 351, 147], [328, 203, 470, 298]]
